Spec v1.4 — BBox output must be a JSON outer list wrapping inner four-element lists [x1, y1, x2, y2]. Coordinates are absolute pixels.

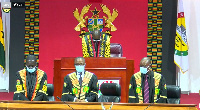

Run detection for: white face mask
[[75, 65, 85, 73], [140, 65, 150, 74], [26, 66, 36, 73], [140, 67, 149, 74]]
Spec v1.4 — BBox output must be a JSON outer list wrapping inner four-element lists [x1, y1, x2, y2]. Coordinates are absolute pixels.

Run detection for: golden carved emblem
[[73, 4, 118, 33]]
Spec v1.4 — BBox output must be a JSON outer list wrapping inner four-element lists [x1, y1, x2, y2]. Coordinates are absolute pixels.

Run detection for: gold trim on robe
[[154, 72, 161, 102], [69, 71, 93, 100], [134, 72, 162, 103], [18, 68, 45, 101], [82, 33, 110, 57]]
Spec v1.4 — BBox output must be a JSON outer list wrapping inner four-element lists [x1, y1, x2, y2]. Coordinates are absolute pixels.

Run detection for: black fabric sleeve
[[85, 75, 98, 102], [33, 73, 48, 101], [157, 76, 167, 103], [128, 75, 137, 103], [13, 72, 29, 101], [61, 75, 76, 101]]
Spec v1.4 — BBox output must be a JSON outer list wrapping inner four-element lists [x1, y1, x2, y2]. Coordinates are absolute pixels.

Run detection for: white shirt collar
[[77, 71, 85, 80]]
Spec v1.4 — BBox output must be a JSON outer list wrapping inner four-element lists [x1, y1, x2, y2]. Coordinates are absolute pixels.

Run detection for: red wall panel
[[39, 0, 148, 83]]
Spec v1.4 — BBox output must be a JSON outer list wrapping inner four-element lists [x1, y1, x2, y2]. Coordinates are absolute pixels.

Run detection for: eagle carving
[[100, 4, 118, 31], [73, 4, 92, 31]]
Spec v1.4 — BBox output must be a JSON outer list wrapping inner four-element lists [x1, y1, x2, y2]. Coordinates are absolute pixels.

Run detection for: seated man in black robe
[[61, 57, 98, 102], [82, 30, 110, 57], [128, 57, 167, 103], [13, 55, 48, 101]]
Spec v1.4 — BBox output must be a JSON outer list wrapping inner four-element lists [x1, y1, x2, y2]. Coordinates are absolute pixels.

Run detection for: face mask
[[26, 66, 36, 73], [75, 65, 85, 73], [140, 67, 149, 74]]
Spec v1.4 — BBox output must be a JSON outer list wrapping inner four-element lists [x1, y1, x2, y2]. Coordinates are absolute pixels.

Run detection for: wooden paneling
[[0, 101, 197, 110], [126, 60, 134, 102], [53, 58, 61, 101]]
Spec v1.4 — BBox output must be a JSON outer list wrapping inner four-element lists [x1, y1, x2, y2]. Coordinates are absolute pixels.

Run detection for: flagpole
[[176, 65, 179, 87]]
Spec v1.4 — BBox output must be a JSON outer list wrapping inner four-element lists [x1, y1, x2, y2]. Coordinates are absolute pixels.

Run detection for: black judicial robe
[[13, 68, 48, 101], [82, 33, 110, 57], [61, 71, 98, 102], [128, 71, 167, 103]]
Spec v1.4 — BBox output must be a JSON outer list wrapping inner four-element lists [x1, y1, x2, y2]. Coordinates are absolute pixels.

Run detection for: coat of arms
[[73, 4, 118, 38]]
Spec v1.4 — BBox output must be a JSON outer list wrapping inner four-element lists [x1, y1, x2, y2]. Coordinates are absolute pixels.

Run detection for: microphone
[[18, 94, 20, 100], [144, 98, 160, 110], [101, 102, 114, 110], [57, 96, 74, 110], [94, 41, 99, 57]]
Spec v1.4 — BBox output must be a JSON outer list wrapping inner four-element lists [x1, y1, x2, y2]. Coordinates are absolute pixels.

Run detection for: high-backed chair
[[110, 43, 123, 57], [166, 85, 181, 104], [47, 84, 55, 101], [98, 83, 121, 102]]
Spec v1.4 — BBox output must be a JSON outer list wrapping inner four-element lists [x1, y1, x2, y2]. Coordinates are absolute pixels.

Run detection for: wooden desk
[[0, 101, 197, 110], [53, 57, 134, 102]]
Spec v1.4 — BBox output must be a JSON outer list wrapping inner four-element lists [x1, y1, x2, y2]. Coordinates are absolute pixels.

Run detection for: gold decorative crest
[[16, 85, 22, 91], [129, 84, 132, 89], [64, 82, 67, 87], [73, 4, 118, 36], [42, 85, 47, 92], [136, 87, 141, 93], [36, 84, 40, 90], [100, 4, 118, 31], [83, 86, 89, 93], [17, 80, 20, 85], [155, 88, 160, 95], [164, 84, 166, 89], [73, 4, 92, 31], [72, 88, 78, 94]]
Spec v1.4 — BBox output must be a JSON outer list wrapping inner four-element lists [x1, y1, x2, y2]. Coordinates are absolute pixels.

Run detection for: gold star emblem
[[91, 7, 100, 18]]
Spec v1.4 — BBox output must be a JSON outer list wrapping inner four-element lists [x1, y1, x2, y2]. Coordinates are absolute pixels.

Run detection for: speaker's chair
[[110, 43, 123, 57], [98, 83, 121, 102], [47, 84, 55, 101], [166, 85, 181, 104]]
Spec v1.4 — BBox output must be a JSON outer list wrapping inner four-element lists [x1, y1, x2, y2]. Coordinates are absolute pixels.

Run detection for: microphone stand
[[18, 94, 20, 100], [94, 41, 99, 57], [101, 102, 113, 110], [144, 98, 160, 110], [57, 96, 74, 110]]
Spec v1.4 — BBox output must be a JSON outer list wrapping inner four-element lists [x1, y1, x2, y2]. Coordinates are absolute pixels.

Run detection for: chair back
[[166, 85, 181, 104], [98, 83, 121, 102], [110, 43, 123, 57], [47, 84, 55, 101]]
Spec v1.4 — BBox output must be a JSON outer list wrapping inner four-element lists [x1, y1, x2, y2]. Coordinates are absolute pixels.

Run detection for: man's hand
[[79, 99, 86, 102], [75, 98, 87, 102], [75, 99, 81, 102]]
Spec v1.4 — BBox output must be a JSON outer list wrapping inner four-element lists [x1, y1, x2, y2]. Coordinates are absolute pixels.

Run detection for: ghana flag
[[0, 17, 5, 73]]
